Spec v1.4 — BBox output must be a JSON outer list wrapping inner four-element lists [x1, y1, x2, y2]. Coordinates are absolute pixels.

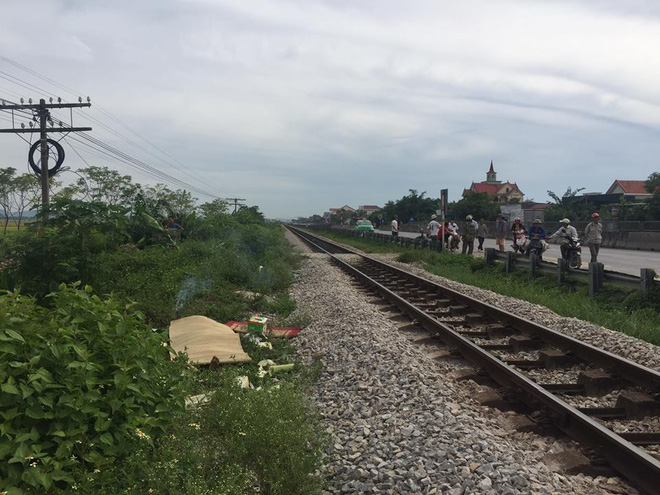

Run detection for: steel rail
[[288, 226, 660, 494]]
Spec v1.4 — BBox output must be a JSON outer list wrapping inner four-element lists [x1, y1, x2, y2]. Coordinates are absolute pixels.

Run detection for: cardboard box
[[247, 315, 268, 335]]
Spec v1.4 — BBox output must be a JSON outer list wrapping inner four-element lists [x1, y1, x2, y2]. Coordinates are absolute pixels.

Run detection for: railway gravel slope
[[287, 245, 639, 493]]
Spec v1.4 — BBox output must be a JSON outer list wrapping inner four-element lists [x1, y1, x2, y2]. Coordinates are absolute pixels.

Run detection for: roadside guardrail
[[327, 228, 657, 296]]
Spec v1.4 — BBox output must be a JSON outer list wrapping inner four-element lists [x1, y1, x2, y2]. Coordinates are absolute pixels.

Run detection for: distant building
[[357, 205, 380, 217], [327, 205, 356, 225], [463, 161, 524, 203], [605, 180, 652, 201], [571, 180, 653, 207]]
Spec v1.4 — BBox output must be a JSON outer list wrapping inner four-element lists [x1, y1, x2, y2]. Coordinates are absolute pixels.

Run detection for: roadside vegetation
[[322, 229, 660, 345], [0, 167, 326, 494]]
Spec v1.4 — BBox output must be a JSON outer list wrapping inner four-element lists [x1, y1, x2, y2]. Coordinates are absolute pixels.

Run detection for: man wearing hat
[[584, 213, 603, 263], [549, 218, 579, 260], [526, 219, 548, 258], [462, 215, 476, 254], [427, 214, 441, 239]]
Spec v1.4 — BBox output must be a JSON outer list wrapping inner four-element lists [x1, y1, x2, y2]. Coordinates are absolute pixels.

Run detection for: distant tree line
[[330, 172, 660, 227]]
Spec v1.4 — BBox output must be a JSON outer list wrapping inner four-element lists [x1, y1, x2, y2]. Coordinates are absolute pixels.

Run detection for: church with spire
[[462, 161, 524, 203]]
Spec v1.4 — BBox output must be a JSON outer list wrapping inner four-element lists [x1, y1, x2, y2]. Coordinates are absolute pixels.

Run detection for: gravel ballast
[[286, 240, 641, 494]]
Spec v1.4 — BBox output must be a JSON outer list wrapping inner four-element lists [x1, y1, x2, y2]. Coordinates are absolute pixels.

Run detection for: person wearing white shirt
[[391, 216, 399, 237]]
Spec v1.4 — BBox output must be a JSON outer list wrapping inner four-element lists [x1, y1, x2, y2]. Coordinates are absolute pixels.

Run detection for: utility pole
[[0, 97, 92, 208], [226, 197, 246, 213]]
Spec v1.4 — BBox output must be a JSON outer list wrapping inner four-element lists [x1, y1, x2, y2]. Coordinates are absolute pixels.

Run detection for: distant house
[[573, 180, 653, 207], [357, 205, 380, 217], [463, 161, 524, 203], [605, 180, 652, 201], [328, 205, 356, 225]]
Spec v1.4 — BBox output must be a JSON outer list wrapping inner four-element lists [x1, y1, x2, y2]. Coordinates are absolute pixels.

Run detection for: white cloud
[[0, 0, 659, 217]]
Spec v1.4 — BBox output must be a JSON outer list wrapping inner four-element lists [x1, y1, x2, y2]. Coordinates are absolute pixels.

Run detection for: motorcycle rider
[[448, 219, 460, 251], [549, 218, 579, 260], [511, 217, 527, 253], [526, 219, 548, 259]]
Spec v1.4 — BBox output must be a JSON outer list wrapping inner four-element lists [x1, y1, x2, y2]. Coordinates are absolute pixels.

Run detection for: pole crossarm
[[0, 103, 91, 110], [0, 127, 92, 133]]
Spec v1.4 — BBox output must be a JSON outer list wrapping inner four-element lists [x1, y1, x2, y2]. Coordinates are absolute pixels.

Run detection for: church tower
[[485, 160, 500, 184]]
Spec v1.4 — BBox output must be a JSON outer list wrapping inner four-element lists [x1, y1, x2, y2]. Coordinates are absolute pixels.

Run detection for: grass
[[1, 225, 328, 494], [81, 333, 327, 495], [322, 229, 660, 345], [1, 219, 28, 238], [313, 229, 406, 254]]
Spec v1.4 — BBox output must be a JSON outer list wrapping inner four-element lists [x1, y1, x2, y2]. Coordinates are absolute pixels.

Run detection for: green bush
[[0, 284, 186, 493], [198, 375, 326, 494], [90, 227, 299, 327]]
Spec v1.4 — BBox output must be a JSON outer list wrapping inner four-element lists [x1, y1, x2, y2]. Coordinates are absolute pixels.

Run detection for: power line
[[1, 95, 213, 198], [0, 54, 222, 193], [0, 92, 220, 198], [64, 131, 219, 198], [0, 98, 92, 206]]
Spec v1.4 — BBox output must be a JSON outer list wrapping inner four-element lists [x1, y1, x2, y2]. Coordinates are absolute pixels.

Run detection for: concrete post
[[641, 269, 655, 296], [505, 251, 515, 273], [588, 262, 603, 296], [485, 248, 496, 264], [529, 254, 538, 279], [557, 258, 566, 284]]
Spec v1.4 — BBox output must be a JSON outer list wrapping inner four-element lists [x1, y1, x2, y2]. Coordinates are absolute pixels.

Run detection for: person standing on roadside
[[476, 218, 488, 251], [584, 212, 603, 263], [495, 214, 507, 252], [391, 215, 399, 237], [427, 214, 441, 238], [462, 215, 476, 254]]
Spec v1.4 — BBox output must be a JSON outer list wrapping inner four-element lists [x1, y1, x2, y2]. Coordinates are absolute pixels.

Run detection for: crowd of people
[[387, 212, 604, 264]]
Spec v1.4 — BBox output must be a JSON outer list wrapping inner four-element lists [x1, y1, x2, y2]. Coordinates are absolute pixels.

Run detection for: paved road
[[374, 229, 660, 277]]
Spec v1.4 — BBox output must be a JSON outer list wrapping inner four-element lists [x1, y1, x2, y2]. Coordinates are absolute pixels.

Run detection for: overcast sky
[[1, 0, 659, 219]]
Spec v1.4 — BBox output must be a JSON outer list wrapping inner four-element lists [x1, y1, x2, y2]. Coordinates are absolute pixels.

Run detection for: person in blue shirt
[[528, 218, 546, 239], [165, 216, 184, 239], [526, 219, 547, 257]]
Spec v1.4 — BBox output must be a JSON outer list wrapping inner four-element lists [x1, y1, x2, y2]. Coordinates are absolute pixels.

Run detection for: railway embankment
[[287, 247, 639, 493]]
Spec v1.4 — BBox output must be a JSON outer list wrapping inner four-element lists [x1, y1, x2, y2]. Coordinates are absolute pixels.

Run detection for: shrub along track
[[288, 226, 660, 495]]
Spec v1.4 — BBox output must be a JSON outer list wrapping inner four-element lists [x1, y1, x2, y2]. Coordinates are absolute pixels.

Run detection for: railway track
[[288, 225, 660, 494]]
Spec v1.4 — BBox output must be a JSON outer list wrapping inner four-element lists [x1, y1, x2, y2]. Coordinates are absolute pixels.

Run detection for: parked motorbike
[[526, 237, 544, 261], [512, 232, 528, 254], [448, 233, 460, 252], [565, 238, 582, 269]]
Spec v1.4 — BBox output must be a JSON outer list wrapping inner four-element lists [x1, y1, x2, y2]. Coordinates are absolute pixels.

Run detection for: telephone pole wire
[[225, 197, 246, 213], [0, 97, 92, 207]]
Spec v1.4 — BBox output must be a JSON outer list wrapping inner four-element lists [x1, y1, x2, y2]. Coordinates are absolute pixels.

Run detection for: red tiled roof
[[610, 180, 648, 194], [359, 205, 380, 210], [470, 183, 502, 194]]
